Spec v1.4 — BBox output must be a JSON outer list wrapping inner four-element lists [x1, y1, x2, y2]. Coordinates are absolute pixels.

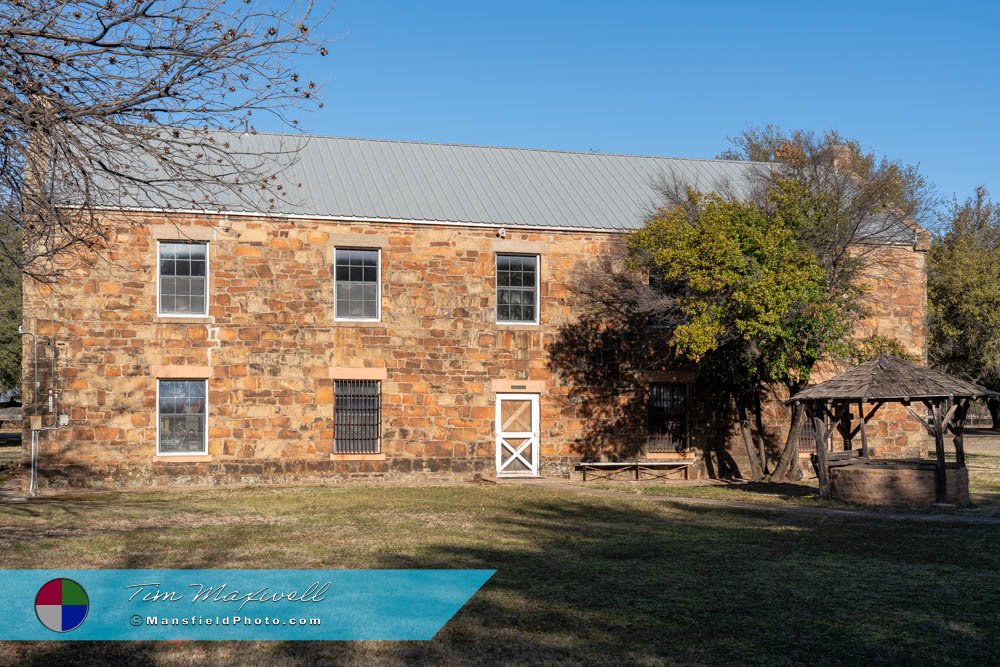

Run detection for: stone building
[[20, 135, 929, 489]]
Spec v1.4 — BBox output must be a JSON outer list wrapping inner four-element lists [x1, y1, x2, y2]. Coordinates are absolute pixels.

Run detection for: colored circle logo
[[35, 578, 89, 633]]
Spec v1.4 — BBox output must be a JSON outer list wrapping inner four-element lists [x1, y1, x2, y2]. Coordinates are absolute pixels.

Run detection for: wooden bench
[[575, 460, 696, 482]]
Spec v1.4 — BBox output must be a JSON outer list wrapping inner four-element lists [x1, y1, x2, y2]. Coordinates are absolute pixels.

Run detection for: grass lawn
[[0, 442, 19, 488], [592, 478, 846, 509], [597, 431, 1000, 516], [2, 483, 1000, 665]]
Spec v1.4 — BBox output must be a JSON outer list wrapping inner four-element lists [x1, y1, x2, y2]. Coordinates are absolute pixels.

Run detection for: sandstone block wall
[[21, 212, 928, 489], [829, 463, 969, 508]]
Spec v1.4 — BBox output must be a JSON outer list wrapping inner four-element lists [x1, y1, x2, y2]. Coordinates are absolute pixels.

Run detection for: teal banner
[[0, 569, 494, 640]]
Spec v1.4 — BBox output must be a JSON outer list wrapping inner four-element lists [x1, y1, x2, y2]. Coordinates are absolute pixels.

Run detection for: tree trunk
[[752, 391, 770, 475], [737, 400, 764, 481], [767, 402, 803, 483], [988, 397, 1000, 431]]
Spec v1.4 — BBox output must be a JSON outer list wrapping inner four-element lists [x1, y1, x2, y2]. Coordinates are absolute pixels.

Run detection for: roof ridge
[[239, 130, 773, 167]]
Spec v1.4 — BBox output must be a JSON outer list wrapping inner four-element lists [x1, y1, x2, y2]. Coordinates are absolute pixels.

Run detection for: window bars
[[648, 383, 688, 453], [334, 380, 381, 454]]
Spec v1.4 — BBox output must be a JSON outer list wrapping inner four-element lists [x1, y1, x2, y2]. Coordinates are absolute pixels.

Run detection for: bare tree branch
[[1, 0, 331, 279]]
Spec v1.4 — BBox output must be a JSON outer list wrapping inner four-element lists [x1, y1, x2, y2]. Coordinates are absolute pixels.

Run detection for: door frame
[[495, 393, 540, 477]]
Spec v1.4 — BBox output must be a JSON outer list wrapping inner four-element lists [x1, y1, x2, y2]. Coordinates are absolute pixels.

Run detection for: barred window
[[648, 383, 688, 453], [497, 254, 538, 324], [159, 242, 208, 315], [335, 248, 380, 320], [334, 380, 381, 454], [158, 380, 207, 454]]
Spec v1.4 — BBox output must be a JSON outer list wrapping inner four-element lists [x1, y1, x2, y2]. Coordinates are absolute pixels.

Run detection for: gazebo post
[[836, 401, 854, 451], [930, 401, 948, 504], [858, 399, 870, 460], [811, 400, 830, 498], [953, 398, 969, 467]]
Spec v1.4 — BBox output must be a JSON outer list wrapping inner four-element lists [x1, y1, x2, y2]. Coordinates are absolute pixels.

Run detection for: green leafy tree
[[629, 191, 854, 481], [929, 187, 1000, 427]]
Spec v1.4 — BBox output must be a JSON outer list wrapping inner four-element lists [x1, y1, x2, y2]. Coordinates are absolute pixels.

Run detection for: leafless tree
[[1, 0, 330, 279], [717, 126, 936, 290]]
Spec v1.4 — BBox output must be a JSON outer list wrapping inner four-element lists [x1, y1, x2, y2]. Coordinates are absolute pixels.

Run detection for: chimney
[[774, 140, 805, 165], [830, 144, 852, 172]]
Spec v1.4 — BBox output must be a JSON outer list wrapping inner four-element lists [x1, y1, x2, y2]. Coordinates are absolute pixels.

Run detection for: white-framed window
[[158, 241, 208, 316], [496, 254, 539, 324], [157, 379, 208, 455], [334, 248, 381, 321]]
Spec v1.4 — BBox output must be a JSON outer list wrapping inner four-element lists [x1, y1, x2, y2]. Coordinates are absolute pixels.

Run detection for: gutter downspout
[[18, 327, 39, 497]]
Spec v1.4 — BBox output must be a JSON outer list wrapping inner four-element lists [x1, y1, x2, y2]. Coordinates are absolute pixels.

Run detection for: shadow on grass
[[727, 481, 818, 499], [9, 488, 1000, 665]]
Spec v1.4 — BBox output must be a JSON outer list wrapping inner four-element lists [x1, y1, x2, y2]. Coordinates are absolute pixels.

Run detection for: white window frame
[[496, 253, 540, 325], [333, 247, 382, 322], [155, 378, 209, 456], [157, 240, 210, 317]]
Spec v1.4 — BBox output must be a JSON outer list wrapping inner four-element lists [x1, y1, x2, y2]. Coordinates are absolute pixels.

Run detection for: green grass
[[592, 479, 850, 509], [0, 444, 18, 487], [595, 444, 1000, 516], [2, 483, 1000, 665]]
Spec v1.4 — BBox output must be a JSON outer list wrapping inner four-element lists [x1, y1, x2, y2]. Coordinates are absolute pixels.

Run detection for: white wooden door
[[495, 394, 540, 477]]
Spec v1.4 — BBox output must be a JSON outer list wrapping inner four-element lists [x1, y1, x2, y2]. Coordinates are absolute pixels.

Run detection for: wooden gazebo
[[787, 355, 997, 503]]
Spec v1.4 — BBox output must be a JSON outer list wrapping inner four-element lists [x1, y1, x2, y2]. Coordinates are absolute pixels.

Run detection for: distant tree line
[[928, 187, 1000, 428]]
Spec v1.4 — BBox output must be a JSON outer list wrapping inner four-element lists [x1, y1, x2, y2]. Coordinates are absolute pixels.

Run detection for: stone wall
[[24, 213, 613, 489], [829, 462, 969, 508], [21, 212, 929, 489]]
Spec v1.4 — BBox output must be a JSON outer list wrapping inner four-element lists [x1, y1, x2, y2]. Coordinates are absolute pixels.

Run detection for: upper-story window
[[334, 248, 381, 321], [158, 241, 208, 316], [497, 254, 539, 324]]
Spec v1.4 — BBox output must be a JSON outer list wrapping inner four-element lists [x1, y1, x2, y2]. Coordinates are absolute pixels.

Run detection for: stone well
[[828, 461, 969, 508]]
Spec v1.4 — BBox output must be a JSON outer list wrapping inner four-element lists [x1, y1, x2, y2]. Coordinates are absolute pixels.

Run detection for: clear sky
[[270, 0, 999, 208]]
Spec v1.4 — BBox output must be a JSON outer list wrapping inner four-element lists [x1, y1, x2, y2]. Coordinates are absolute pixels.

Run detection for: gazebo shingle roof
[[787, 355, 997, 403]]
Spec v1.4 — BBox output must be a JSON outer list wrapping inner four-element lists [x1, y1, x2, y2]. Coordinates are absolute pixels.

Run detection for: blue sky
[[273, 1, 999, 207]]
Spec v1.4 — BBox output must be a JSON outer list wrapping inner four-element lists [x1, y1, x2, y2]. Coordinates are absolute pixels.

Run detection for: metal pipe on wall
[[28, 430, 38, 497]]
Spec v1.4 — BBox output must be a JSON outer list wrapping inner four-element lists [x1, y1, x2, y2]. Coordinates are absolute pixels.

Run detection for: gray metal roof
[[98, 132, 919, 240], [100, 132, 766, 230], [278, 135, 767, 230]]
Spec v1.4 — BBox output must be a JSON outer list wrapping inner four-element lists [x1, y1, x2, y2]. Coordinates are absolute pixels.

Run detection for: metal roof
[[101, 133, 769, 229], [787, 355, 997, 403], [276, 135, 766, 230], [99, 132, 919, 240]]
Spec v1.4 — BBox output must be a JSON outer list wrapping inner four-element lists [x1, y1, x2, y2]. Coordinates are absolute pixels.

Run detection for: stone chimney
[[774, 140, 805, 165], [830, 144, 852, 172]]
